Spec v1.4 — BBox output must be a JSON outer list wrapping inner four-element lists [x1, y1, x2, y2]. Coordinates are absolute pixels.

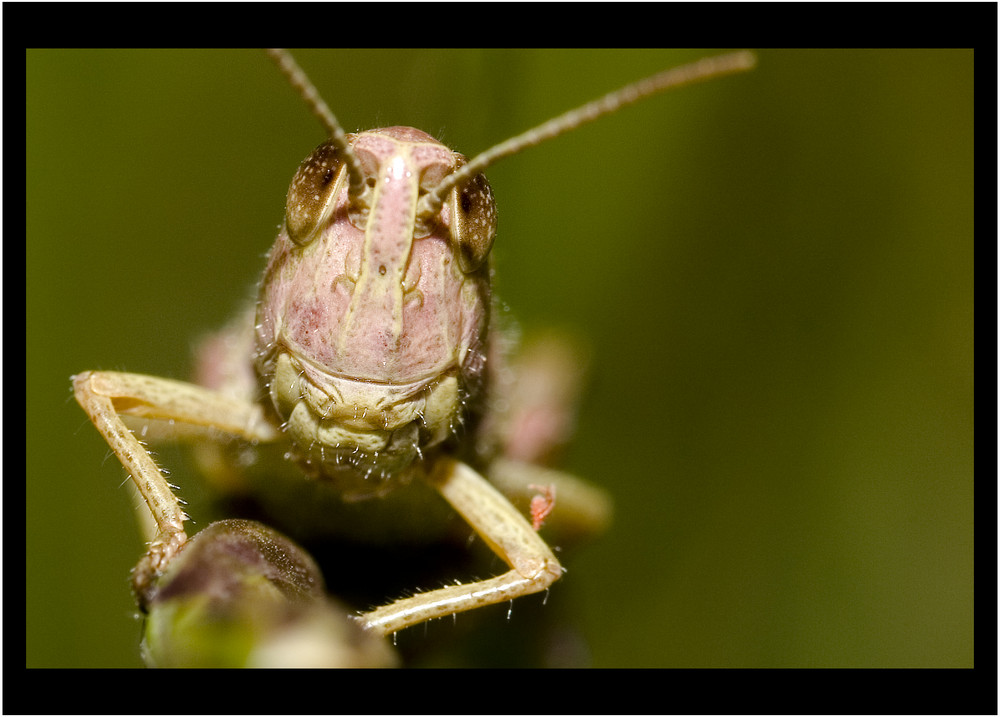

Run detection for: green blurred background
[[27, 49, 973, 667]]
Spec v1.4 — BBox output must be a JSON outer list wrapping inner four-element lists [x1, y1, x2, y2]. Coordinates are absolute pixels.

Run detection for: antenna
[[266, 48, 367, 200], [418, 51, 757, 220]]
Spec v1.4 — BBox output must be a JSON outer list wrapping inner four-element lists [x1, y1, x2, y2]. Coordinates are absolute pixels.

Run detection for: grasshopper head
[[254, 128, 496, 497]]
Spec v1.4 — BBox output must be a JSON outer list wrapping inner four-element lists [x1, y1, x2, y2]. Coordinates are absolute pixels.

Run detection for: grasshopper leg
[[357, 456, 564, 636], [72, 370, 279, 599]]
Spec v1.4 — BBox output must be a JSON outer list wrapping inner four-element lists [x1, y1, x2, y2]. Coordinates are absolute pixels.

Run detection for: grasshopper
[[73, 49, 755, 665]]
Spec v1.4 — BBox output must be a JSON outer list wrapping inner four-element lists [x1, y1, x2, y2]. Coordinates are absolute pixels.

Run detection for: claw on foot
[[131, 530, 187, 606]]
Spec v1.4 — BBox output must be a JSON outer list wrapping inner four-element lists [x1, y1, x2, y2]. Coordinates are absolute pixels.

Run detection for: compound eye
[[450, 172, 497, 272], [284, 140, 348, 246]]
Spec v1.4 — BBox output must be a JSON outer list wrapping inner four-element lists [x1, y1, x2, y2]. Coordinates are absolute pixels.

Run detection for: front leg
[[357, 456, 564, 636], [72, 370, 279, 599]]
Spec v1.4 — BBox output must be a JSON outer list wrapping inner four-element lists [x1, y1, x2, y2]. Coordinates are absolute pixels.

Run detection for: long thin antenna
[[418, 50, 757, 220], [266, 48, 366, 199]]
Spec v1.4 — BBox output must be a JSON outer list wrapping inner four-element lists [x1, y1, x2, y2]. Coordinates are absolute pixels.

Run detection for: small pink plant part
[[529, 484, 556, 531]]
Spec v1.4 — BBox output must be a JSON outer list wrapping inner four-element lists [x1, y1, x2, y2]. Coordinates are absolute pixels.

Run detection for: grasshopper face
[[254, 127, 497, 494]]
